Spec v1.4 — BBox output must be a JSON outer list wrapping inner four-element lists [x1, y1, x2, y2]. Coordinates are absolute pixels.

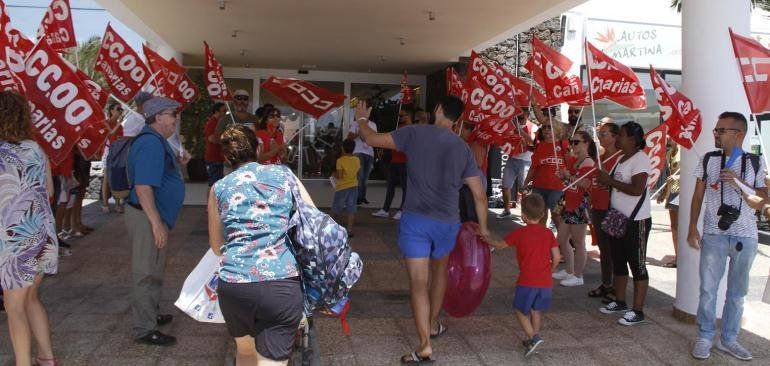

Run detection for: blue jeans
[[696, 234, 758, 343], [355, 153, 374, 202]]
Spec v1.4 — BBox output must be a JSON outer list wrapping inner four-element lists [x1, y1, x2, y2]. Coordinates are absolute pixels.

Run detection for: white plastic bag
[[174, 249, 225, 323]]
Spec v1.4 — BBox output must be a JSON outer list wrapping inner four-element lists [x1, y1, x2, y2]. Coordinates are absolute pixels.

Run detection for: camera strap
[[719, 152, 746, 211]]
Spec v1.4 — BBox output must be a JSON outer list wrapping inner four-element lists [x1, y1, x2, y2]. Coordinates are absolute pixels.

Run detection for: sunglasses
[[712, 128, 741, 135], [570, 140, 585, 146], [234, 96, 249, 101]]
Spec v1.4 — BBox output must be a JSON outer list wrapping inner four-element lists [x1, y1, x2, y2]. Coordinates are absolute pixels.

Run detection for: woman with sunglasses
[[101, 101, 125, 213], [255, 107, 287, 165], [552, 131, 597, 287], [522, 118, 568, 227]]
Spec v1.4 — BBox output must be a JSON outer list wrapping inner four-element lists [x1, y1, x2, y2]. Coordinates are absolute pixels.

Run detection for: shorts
[[398, 212, 461, 259], [206, 162, 225, 186], [561, 210, 588, 225], [501, 158, 527, 190], [217, 278, 304, 361], [532, 188, 563, 211], [332, 187, 358, 214], [665, 192, 679, 210], [513, 286, 552, 315]]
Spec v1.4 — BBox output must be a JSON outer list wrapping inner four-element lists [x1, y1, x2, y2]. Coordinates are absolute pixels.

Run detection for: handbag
[[600, 163, 647, 239], [174, 249, 225, 323]]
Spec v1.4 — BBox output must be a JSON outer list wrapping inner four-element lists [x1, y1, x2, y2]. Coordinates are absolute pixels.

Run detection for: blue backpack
[[285, 171, 362, 335]]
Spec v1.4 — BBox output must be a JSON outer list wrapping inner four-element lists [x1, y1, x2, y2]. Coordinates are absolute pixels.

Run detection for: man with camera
[[688, 112, 767, 361]]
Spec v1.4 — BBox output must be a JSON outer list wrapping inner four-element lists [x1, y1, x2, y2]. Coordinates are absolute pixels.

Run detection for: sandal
[[33, 357, 60, 366], [662, 261, 677, 268], [430, 322, 447, 339], [588, 285, 611, 298], [401, 351, 434, 364]]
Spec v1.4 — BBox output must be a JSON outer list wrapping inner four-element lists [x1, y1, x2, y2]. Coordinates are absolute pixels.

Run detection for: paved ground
[[1, 186, 769, 365]]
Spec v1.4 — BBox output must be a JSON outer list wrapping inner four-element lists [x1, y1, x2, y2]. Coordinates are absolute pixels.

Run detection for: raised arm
[[354, 101, 397, 150]]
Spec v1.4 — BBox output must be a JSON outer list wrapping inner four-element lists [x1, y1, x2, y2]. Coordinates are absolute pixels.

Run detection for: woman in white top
[[597, 122, 652, 326]]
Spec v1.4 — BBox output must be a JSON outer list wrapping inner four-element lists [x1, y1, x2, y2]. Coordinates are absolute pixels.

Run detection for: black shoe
[[156, 314, 173, 326], [135, 330, 176, 346], [361, 198, 370, 204]]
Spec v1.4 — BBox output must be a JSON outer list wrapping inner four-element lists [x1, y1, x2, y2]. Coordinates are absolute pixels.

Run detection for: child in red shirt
[[488, 193, 560, 357]]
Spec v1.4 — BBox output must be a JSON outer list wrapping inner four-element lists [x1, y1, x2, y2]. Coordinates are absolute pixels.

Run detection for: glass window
[[259, 80, 344, 179]]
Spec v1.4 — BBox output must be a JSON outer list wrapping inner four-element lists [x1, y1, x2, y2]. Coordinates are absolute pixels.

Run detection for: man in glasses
[[215, 89, 259, 136], [125, 97, 187, 346], [689, 112, 767, 361]]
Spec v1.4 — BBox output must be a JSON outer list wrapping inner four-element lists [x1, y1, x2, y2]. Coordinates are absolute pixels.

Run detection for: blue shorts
[[206, 162, 225, 186], [513, 286, 552, 315], [532, 188, 563, 211], [398, 212, 461, 259], [332, 187, 358, 214]]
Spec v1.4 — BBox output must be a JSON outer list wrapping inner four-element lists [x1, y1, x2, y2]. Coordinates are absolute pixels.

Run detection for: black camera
[[717, 204, 741, 230]]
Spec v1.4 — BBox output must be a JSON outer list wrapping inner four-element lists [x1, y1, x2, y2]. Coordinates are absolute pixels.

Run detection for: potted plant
[[180, 69, 213, 182]]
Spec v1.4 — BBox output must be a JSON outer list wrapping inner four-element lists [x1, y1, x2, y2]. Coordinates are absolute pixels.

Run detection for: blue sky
[[6, 0, 144, 50]]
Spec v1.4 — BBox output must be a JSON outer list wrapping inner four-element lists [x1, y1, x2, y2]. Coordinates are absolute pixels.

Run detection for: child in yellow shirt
[[333, 139, 360, 237]]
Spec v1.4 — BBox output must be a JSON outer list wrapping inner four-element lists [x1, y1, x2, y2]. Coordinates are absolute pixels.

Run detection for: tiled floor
[[1, 199, 769, 365]]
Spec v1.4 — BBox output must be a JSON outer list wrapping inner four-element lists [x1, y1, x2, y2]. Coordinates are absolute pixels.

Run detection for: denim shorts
[[532, 188, 563, 210], [332, 187, 358, 214], [513, 285, 552, 315], [398, 212, 461, 259]]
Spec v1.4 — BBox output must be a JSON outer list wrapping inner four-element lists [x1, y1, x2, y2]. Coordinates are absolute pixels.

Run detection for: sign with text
[[262, 77, 346, 119], [204, 41, 231, 101], [36, 0, 76, 52], [95, 24, 150, 103]]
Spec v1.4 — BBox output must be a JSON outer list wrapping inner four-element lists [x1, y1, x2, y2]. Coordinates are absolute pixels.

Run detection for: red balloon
[[443, 222, 491, 317]]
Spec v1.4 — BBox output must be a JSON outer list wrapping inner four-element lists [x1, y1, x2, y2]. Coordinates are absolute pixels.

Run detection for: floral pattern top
[[0, 140, 58, 290], [213, 162, 299, 283]]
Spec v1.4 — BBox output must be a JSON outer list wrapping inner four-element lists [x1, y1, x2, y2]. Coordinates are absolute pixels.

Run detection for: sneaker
[[135, 330, 176, 346], [599, 301, 628, 314], [392, 211, 402, 220], [560, 275, 584, 287], [496, 210, 513, 219], [691, 338, 712, 360], [716, 339, 752, 361], [617, 310, 645, 326], [371, 209, 389, 218], [57, 231, 71, 240], [552, 270, 570, 280], [524, 336, 543, 357]]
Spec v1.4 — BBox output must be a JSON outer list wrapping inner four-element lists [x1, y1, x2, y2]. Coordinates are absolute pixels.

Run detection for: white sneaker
[[552, 270, 570, 280], [392, 211, 402, 220], [560, 275, 584, 287], [371, 209, 389, 218]]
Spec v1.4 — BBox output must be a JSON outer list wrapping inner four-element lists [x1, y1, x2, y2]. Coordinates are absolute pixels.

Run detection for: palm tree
[[671, 0, 770, 12], [61, 36, 107, 89]]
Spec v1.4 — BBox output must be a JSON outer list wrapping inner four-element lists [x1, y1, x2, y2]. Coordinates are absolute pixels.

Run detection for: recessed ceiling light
[[428, 11, 436, 21], [301, 64, 317, 69], [218, 0, 226, 10]]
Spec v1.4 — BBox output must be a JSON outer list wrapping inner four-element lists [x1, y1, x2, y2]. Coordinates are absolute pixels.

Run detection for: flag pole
[[223, 101, 238, 127], [562, 150, 623, 191], [547, 110, 560, 170], [649, 167, 680, 200], [583, 39, 603, 169]]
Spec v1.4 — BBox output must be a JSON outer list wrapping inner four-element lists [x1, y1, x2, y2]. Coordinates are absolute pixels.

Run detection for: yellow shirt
[[335, 155, 360, 191]]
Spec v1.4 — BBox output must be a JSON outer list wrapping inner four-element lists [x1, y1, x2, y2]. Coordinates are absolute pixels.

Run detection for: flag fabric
[[77, 119, 111, 160], [204, 41, 232, 101], [729, 28, 770, 114], [400, 70, 413, 105], [446, 67, 464, 97], [95, 24, 151, 103], [585, 41, 646, 110], [19, 40, 105, 164], [36, 0, 76, 52], [643, 123, 668, 191], [261, 77, 346, 119], [649, 66, 702, 149]]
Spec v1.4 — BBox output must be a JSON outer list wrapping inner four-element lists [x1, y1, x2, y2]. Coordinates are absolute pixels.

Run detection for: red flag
[[446, 67, 464, 97], [400, 71, 413, 105], [261, 77, 346, 119], [567, 90, 592, 107], [643, 123, 667, 191], [729, 28, 770, 114], [467, 51, 517, 102], [460, 75, 521, 125], [532, 37, 573, 80], [60, 57, 109, 111], [650, 66, 702, 149], [36, 0, 76, 52], [77, 119, 111, 160], [509, 75, 547, 107], [585, 41, 646, 109], [524, 55, 545, 88], [204, 41, 231, 101], [19, 40, 105, 164], [169, 71, 199, 108], [95, 24, 151, 103]]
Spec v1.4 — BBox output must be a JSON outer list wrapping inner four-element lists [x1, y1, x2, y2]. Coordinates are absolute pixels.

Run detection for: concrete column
[[676, 0, 751, 318]]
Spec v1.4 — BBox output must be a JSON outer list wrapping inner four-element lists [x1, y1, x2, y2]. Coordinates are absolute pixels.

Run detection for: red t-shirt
[[391, 150, 407, 164], [204, 115, 224, 163], [504, 224, 558, 288], [530, 139, 567, 190], [589, 151, 622, 210], [255, 129, 285, 165], [564, 156, 595, 212]]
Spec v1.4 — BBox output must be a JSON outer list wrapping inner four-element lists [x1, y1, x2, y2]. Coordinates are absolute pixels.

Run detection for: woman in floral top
[[208, 125, 313, 364], [0, 91, 59, 366]]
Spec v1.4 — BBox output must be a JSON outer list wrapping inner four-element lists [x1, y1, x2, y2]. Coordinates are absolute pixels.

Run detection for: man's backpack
[[106, 132, 166, 192], [701, 150, 761, 182], [285, 169, 362, 335]]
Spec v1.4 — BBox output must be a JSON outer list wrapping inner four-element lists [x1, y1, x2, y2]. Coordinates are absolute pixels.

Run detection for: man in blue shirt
[[355, 96, 489, 363], [125, 97, 185, 346]]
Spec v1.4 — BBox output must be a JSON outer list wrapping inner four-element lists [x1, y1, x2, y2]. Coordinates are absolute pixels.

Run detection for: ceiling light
[[231, 30, 238, 38], [240, 49, 247, 56], [428, 11, 436, 21], [301, 64, 317, 69], [218, 0, 226, 10], [399, 37, 405, 46]]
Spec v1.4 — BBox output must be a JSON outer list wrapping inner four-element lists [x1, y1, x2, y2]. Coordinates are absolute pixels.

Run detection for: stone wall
[[479, 16, 564, 80]]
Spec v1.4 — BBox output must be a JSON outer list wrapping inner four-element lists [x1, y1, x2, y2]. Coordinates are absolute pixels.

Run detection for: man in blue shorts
[[355, 96, 489, 364]]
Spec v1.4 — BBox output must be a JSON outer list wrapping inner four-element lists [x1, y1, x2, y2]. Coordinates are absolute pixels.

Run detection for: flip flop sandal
[[430, 323, 447, 339], [401, 351, 434, 364]]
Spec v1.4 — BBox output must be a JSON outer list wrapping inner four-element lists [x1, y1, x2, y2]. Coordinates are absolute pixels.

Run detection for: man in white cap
[[215, 89, 258, 135], [125, 96, 186, 346]]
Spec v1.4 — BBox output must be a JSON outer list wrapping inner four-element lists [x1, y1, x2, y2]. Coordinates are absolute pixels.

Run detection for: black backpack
[[106, 132, 164, 192], [701, 150, 761, 182]]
